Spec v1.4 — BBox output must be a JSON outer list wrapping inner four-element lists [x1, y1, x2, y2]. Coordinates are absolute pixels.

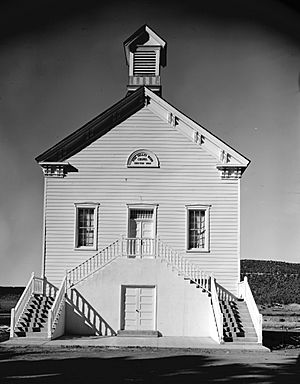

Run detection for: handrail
[[44, 279, 58, 298], [122, 237, 156, 258], [210, 276, 224, 343], [67, 240, 120, 287], [216, 282, 239, 302], [238, 276, 262, 343], [48, 275, 66, 338], [10, 273, 47, 337], [157, 239, 211, 292], [10, 272, 35, 337]]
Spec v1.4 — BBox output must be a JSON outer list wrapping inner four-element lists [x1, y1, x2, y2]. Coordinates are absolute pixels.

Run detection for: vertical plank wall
[[44, 106, 239, 291]]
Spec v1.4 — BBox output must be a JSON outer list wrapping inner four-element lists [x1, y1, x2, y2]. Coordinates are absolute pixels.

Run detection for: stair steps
[[220, 299, 258, 343], [14, 294, 54, 338]]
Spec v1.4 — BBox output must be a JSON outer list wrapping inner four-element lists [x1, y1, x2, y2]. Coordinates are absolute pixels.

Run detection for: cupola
[[124, 25, 167, 96]]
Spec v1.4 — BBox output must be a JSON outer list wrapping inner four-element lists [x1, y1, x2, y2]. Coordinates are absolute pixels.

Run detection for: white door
[[128, 209, 155, 257], [123, 286, 155, 331]]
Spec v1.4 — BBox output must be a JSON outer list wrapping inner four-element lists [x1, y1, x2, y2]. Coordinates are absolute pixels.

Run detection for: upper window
[[127, 149, 159, 168], [74, 203, 99, 250], [186, 205, 210, 252]]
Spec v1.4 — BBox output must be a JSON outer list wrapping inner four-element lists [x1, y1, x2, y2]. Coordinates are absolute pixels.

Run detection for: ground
[[0, 344, 299, 383], [259, 304, 300, 330]]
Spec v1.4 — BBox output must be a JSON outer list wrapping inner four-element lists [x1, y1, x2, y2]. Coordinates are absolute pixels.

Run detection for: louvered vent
[[133, 51, 156, 76], [130, 209, 154, 220]]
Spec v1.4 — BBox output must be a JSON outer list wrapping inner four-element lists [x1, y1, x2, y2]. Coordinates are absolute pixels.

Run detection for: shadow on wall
[[65, 289, 116, 336]]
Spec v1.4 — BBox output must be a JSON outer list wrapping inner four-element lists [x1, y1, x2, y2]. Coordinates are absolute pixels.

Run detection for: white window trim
[[185, 205, 211, 253], [74, 203, 99, 251], [126, 204, 158, 239]]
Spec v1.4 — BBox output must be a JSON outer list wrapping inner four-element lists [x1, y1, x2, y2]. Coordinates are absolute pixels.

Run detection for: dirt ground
[[0, 344, 299, 383]]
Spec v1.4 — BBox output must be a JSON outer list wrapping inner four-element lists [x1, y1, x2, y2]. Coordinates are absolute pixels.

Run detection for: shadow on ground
[[0, 346, 299, 383]]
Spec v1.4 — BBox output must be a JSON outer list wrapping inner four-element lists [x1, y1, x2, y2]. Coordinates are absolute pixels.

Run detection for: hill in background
[[0, 287, 24, 313], [0, 260, 299, 312], [241, 259, 300, 305]]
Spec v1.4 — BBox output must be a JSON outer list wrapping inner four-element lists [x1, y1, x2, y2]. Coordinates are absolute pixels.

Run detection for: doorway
[[122, 286, 156, 331], [127, 207, 156, 257]]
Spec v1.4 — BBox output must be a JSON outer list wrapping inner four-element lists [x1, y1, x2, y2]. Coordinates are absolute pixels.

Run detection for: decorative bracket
[[167, 113, 179, 127], [39, 162, 77, 178], [219, 150, 231, 164], [217, 165, 245, 179], [194, 131, 205, 145]]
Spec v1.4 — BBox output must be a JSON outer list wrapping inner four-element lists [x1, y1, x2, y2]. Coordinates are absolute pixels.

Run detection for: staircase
[[14, 294, 54, 338], [11, 241, 261, 344], [66, 237, 262, 344], [221, 299, 258, 343]]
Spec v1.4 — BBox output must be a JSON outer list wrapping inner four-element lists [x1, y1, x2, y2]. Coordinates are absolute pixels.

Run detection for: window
[[74, 204, 99, 250], [186, 205, 210, 252]]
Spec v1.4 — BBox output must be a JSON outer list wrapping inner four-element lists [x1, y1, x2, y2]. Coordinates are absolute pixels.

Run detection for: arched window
[[127, 149, 159, 168]]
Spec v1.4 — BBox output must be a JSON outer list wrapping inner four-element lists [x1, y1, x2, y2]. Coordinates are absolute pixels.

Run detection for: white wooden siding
[[44, 106, 240, 291]]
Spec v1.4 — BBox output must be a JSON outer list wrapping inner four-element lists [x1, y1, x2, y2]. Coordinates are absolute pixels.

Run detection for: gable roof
[[36, 87, 250, 169], [35, 87, 146, 163]]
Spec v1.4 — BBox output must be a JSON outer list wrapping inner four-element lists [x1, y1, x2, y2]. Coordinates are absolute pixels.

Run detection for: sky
[[1, 0, 300, 286]]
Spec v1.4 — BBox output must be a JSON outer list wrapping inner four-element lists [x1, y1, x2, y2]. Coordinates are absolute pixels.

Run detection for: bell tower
[[124, 25, 167, 96]]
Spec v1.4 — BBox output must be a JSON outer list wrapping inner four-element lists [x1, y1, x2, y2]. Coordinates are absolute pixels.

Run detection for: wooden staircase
[[14, 294, 54, 338], [221, 299, 258, 343]]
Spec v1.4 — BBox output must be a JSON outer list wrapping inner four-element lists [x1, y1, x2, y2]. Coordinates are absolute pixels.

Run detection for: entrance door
[[128, 209, 155, 257], [123, 286, 155, 331]]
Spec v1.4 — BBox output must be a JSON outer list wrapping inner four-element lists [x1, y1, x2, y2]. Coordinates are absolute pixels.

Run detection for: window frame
[[185, 205, 211, 253], [74, 203, 99, 251]]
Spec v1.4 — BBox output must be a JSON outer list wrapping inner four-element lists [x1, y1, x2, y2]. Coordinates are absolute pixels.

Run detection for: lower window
[[186, 205, 210, 252], [74, 203, 99, 250]]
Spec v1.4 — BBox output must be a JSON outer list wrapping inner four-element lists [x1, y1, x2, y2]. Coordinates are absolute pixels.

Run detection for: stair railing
[[238, 276, 262, 343], [216, 282, 238, 302], [121, 237, 156, 258], [67, 240, 120, 287], [44, 279, 58, 298], [64, 236, 226, 343], [156, 239, 211, 292], [48, 275, 67, 339], [10, 272, 44, 337], [210, 276, 224, 343]]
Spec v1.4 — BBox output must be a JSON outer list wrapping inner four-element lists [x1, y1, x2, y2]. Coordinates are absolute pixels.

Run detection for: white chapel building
[[10, 25, 262, 344]]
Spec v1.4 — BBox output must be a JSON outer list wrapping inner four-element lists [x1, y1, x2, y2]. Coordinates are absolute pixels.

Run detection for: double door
[[122, 286, 155, 331]]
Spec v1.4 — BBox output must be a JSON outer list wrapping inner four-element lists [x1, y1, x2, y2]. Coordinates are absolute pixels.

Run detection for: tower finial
[[123, 25, 167, 96]]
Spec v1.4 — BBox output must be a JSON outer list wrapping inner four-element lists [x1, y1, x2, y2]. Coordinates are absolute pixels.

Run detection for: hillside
[[0, 287, 24, 313], [241, 259, 300, 305], [0, 260, 299, 312]]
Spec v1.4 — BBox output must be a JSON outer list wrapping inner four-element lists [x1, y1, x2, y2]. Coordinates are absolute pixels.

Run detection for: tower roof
[[123, 25, 167, 67]]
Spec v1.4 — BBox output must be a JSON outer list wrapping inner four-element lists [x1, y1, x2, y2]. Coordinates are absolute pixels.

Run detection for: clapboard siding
[[44, 106, 240, 291]]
